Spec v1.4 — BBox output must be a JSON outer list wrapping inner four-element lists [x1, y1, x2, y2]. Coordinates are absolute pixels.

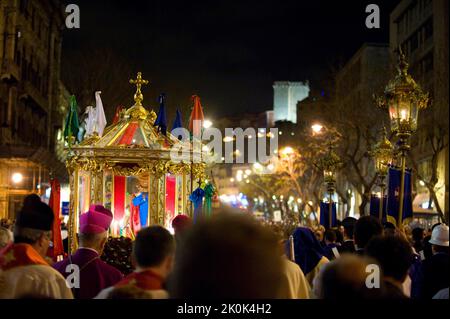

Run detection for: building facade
[[390, 0, 449, 220], [273, 81, 309, 124], [335, 43, 391, 218], [0, 0, 68, 218]]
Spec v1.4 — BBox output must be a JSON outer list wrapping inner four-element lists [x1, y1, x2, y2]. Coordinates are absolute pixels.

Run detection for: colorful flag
[[189, 187, 205, 223], [49, 178, 64, 261], [320, 201, 337, 229], [189, 95, 204, 137], [369, 194, 387, 222], [95, 91, 107, 136], [63, 95, 80, 143], [172, 109, 183, 131], [154, 93, 168, 135], [386, 166, 414, 226], [112, 106, 124, 124]]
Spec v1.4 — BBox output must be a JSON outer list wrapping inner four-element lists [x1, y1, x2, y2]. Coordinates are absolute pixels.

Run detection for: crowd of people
[[0, 194, 448, 300]]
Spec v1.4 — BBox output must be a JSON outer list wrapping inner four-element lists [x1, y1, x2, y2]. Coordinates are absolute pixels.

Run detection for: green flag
[[63, 95, 80, 144]]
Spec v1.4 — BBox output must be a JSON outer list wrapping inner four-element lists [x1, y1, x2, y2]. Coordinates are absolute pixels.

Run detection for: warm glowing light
[[230, 178, 235, 182], [245, 169, 251, 175], [202, 145, 210, 152], [253, 162, 262, 170], [223, 136, 234, 142], [297, 198, 302, 204], [400, 110, 407, 121], [267, 164, 275, 171], [311, 123, 323, 134], [308, 200, 313, 206], [12, 172, 23, 184], [281, 146, 294, 156], [203, 119, 213, 129], [419, 180, 425, 186]]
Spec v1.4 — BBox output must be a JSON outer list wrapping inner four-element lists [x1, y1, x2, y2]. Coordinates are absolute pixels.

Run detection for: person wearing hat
[[0, 194, 73, 299], [412, 224, 449, 299], [172, 214, 192, 244], [53, 205, 123, 299]]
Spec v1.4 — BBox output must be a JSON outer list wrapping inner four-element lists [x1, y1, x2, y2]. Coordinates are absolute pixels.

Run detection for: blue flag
[[320, 201, 337, 229], [386, 166, 414, 226], [171, 109, 183, 138], [154, 93, 167, 135], [369, 194, 387, 222], [189, 187, 205, 223]]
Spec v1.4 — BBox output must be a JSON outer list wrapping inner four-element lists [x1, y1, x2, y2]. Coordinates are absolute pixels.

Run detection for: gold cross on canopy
[[130, 72, 149, 106]]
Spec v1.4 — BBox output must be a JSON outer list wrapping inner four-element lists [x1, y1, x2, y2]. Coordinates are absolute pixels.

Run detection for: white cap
[[429, 224, 449, 247]]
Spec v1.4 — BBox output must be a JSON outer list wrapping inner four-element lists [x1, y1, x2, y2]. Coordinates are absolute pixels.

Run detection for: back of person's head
[[365, 235, 413, 283], [324, 229, 337, 243], [107, 285, 153, 299], [171, 215, 192, 237], [342, 217, 357, 239], [0, 226, 12, 249], [169, 210, 283, 298], [412, 227, 424, 242], [14, 195, 54, 245], [133, 226, 175, 268], [383, 222, 396, 236], [335, 227, 344, 244], [354, 216, 383, 249], [314, 254, 383, 300]]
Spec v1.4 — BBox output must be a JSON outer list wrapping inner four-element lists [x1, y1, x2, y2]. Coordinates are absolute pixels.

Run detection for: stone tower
[[273, 81, 309, 124]]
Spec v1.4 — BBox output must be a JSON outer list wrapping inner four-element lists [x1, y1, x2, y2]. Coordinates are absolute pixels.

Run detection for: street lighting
[[12, 172, 23, 184], [316, 141, 342, 228], [203, 119, 213, 129], [370, 127, 394, 221], [311, 123, 323, 134], [376, 48, 429, 226], [281, 146, 294, 156]]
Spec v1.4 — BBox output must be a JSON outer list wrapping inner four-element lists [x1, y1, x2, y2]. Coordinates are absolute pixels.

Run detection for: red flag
[[49, 178, 64, 261], [112, 106, 124, 124], [188, 95, 204, 137]]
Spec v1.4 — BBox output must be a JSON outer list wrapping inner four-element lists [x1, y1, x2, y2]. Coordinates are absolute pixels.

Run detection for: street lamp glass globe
[[12, 172, 23, 184], [311, 124, 323, 134], [203, 120, 213, 129]]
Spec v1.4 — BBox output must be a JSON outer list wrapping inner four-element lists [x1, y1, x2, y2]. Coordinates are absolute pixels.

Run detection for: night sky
[[62, 0, 401, 120]]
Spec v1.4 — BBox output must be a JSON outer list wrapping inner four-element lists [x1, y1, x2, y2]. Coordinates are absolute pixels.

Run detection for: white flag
[[85, 105, 96, 136], [95, 91, 107, 137]]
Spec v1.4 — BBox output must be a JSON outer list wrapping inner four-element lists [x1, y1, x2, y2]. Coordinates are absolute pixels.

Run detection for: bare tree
[[61, 48, 136, 121]]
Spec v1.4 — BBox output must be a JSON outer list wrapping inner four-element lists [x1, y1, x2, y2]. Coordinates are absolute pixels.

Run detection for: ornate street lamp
[[316, 141, 342, 228], [370, 127, 394, 221], [376, 49, 429, 225]]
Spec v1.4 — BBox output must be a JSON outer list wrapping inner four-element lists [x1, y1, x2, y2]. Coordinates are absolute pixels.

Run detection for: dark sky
[[62, 0, 401, 120]]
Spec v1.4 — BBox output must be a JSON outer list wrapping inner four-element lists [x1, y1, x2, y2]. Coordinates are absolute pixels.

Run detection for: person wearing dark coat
[[338, 217, 357, 254], [413, 224, 449, 299], [54, 205, 123, 299]]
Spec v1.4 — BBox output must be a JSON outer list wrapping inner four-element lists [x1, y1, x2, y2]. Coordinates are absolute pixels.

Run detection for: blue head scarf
[[291, 227, 326, 275]]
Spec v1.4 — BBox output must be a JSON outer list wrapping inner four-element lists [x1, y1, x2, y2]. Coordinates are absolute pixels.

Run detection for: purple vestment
[[53, 247, 123, 299]]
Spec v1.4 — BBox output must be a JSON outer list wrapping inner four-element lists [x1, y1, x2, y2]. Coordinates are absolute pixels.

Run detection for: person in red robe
[[0, 194, 73, 299], [95, 226, 175, 298], [53, 205, 123, 299]]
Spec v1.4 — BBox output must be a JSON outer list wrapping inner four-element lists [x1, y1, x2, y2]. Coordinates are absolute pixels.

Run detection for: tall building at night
[[0, 0, 68, 218], [390, 0, 449, 219], [335, 43, 391, 218], [273, 81, 309, 124]]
